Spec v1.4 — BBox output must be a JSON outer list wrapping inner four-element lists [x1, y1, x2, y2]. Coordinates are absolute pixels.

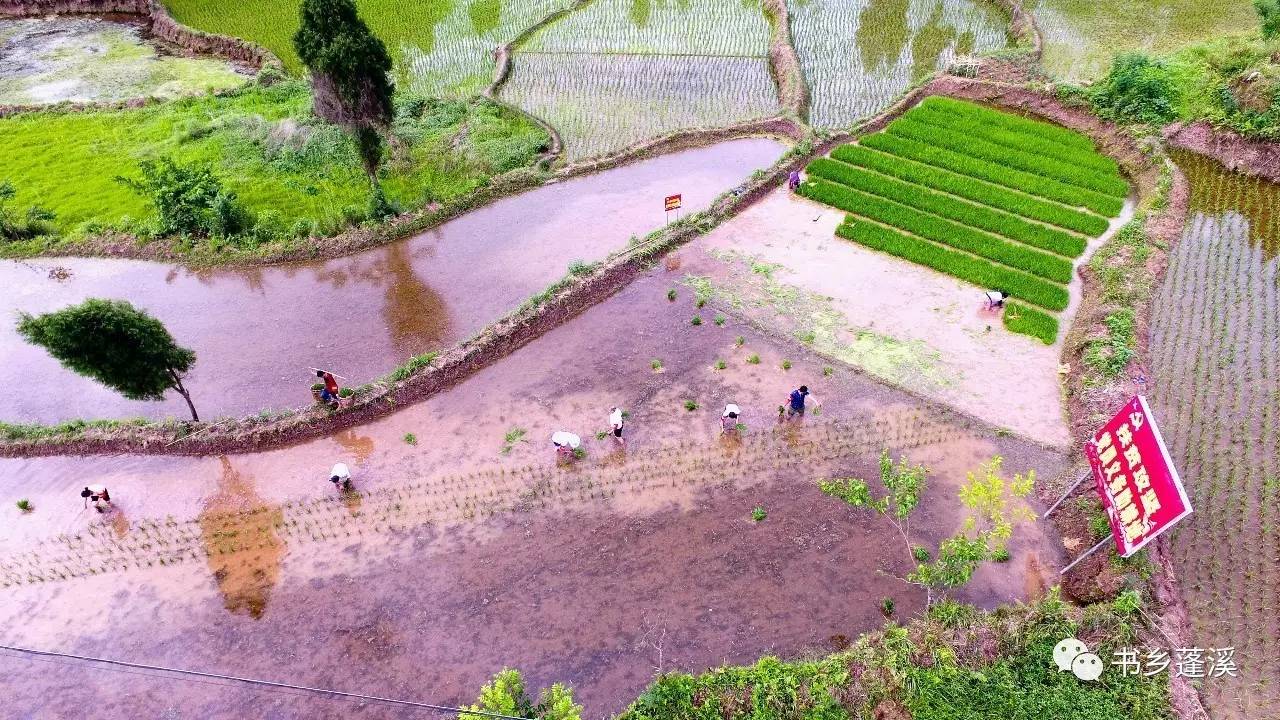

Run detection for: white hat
[[551, 431, 581, 448], [330, 463, 350, 479], [723, 404, 741, 417]]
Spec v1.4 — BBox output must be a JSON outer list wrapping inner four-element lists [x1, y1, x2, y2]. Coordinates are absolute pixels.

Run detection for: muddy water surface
[[0, 263, 1067, 718], [0, 138, 785, 424]]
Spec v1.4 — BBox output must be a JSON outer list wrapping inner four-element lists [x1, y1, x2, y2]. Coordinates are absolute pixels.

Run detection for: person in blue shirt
[[787, 385, 813, 419]]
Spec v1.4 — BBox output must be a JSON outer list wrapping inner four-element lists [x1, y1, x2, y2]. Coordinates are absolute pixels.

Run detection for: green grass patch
[[0, 82, 547, 257], [860, 132, 1125, 216], [1003, 299, 1061, 344], [807, 158, 1088, 258], [837, 220, 1070, 312], [831, 144, 1110, 236], [801, 178, 1075, 282], [885, 117, 1130, 198]]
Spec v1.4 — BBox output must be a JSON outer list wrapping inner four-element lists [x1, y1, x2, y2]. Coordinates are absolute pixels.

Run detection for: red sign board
[[1084, 395, 1192, 557], [664, 194, 682, 212]]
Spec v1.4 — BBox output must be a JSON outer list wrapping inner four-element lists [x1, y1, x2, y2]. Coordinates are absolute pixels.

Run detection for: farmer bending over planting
[[721, 403, 742, 434], [316, 369, 340, 404], [329, 463, 352, 492], [984, 289, 1008, 310], [609, 407, 626, 446], [552, 431, 581, 459], [787, 386, 816, 420], [80, 484, 111, 513]]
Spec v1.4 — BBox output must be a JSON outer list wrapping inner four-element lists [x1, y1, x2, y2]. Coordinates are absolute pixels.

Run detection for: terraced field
[[788, 0, 1010, 129], [799, 96, 1128, 343], [1151, 151, 1280, 720], [499, 0, 779, 158]]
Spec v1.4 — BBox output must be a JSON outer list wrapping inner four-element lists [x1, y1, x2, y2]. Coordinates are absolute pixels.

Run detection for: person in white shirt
[[721, 403, 742, 434], [552, 431, 581, 459], [984, 289, 1008, 310], [329, 463, 352, 492], [609, 407, 626, 446]]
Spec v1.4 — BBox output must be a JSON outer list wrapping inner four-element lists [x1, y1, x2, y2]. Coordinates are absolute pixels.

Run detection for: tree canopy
[[293, 0, 394, 182], [17, 299, 200, 420]]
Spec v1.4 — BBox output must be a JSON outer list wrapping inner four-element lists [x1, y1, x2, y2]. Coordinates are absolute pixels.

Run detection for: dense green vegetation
[[0, 80, 548, 257], [616, 592, 1169, 720], [803, 98, 1132, 343]]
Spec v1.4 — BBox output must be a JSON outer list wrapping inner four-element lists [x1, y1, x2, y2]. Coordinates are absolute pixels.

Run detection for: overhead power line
[[0, 643, 534, 720]]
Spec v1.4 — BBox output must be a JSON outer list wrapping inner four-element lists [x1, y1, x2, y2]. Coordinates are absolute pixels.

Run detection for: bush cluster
[[837, 220, 1070, 312], [0, 181, 55, 243], [919, 96, 1097, 152], [1002, 299, 1060, 344], [885, 118, 1130, 198], [807, 158, 1087, 258], [831, 144, 1109, 236], [859, 133, 1124, 216], [801, 178, 1074, 283], [1087, 52, 1180, 125]]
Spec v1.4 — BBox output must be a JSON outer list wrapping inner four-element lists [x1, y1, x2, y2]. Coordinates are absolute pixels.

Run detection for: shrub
[[913, 546, 931, 562], [831, 144, 1109, 236], [1260, 0, 1280, 39], [1084, 308, 1136, 376], [861, 132, 1124, 216], [117, 158, 251, 238], [885, 118, 1130, 198], [991, 548, 1011, 562], [837, 221, 1069, 311], [1089, 53, 1179, 125], [806, 159, 1087, 258], [801, 177, 1076, 282], [1002, 300, 1061, 344], [0, 181, 57, 242]]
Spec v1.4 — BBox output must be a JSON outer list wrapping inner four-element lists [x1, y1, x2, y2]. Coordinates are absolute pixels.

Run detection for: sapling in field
[[819, 453, 1035, 606]]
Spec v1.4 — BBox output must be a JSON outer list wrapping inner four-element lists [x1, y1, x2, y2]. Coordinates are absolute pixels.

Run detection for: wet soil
[[0, 138, 785, 424], [0, 262, 1068, 718]]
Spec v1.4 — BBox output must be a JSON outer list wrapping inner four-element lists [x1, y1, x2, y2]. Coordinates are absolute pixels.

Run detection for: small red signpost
[[664, 194, 682, 225], [1049, 395, 1192, 573]]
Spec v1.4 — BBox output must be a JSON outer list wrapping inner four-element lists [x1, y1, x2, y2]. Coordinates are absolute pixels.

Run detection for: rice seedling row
[[1001, 300, 1059, 345], [918, 95, 1099, 152], [837, 219, 1070, 312], [830, 144, 1110, 236], [859, 132, 1125, 216], [1148, 154, 1280, 720], [800, 177, 1075, 282], [787, 0, 1009, 129], [884, 117, 1130, 197], [807, 156, 1088, 257]]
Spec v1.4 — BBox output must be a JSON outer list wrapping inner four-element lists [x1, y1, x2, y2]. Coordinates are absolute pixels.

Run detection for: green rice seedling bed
[[918, 96, 1097, 152], [859, 132, 1125, 216], [885, 117, 1129, 198], [905, 106, 1119, 175], [788, 0, 1010, 129], [830, 144, 1109, 236], [1002, 299, 1060, 344], [837, 219, 1070, 312], [807, 157, 1087, 258], [801, 178, 1074, 283]]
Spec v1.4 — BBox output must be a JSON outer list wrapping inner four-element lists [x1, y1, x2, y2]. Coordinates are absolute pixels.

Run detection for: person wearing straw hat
[[552, 431, 581, 459], [609, 407, 626, 447], [329, 463, 352, 492]]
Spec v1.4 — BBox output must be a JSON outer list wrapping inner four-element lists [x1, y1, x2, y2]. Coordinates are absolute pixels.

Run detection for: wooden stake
[[1060, 537, 1111, 576], [308, 367, 349, 381]]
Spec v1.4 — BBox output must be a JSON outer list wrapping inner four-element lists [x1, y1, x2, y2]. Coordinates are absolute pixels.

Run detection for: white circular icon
[[1053, 638, 1089, 672], [1072, 652, 1104, 681]]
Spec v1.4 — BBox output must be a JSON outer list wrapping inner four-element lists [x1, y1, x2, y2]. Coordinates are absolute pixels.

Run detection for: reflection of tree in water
[[1175, 149, 1280, 260], [910, 3, 956, 82], [856, 0, 909, 71], [199, 457, 284, 620], [378, 243, 449, 357]]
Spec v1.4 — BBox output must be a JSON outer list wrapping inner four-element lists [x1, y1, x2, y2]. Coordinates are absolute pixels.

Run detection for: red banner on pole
[[1084, 395, 1192, 557], [664, 194, 682, 212]]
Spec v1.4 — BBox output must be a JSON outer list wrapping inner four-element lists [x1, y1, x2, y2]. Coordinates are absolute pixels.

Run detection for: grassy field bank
[[800, 97, 1127, 344], [0, 80, 548, 257]]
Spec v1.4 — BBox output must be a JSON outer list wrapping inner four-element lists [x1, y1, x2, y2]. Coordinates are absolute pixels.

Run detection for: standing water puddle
[[0, 138, 786, 423]]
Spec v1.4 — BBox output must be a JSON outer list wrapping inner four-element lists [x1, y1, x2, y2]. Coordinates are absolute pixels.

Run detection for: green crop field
[[162, 0, 566, 96], [801, 97, 1128, 344], [499, 0, 779, 159], [788, 0, 1010, 129], [0, 81, 548, 254]]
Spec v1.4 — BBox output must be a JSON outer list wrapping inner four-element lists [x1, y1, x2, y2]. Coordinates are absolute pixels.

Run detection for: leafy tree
[[0, 180, 56, 242], [460, 669, 582, 720], [17, 299, 200, 421], [1088, 52, 1179, 125], [293, 0, 394, 186], [820, 453, 1034, 605], [117, 158, 249, 239], [1257, 0, 1280, 39]]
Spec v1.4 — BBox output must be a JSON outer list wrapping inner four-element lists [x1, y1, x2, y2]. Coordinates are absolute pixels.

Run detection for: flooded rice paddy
[[1150, 152, 1280, 720], [0, 263, 1069, 718], [0, 16, 249, 105], [0, 138, 785, 424]]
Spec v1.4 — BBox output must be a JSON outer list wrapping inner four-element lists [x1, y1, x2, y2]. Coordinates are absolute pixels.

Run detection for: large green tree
[[17, 299, 200, 421], [293, 0, 395, 190]]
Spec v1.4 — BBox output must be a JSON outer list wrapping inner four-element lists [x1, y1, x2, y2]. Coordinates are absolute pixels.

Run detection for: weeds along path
[[1149, 154, 1280, 720], [0, 415, 972, 586]]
